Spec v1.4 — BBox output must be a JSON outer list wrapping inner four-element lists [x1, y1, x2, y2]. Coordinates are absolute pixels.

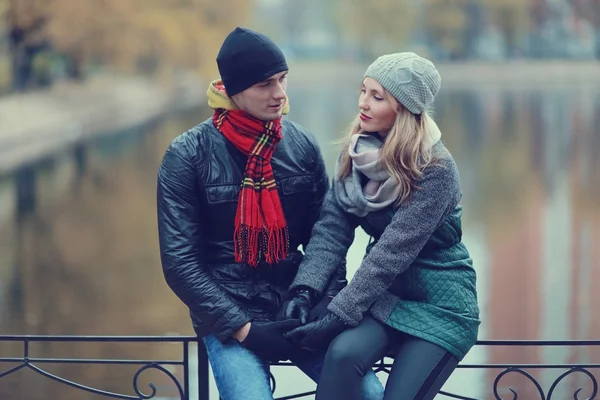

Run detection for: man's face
[[231, 71, 288, 121]]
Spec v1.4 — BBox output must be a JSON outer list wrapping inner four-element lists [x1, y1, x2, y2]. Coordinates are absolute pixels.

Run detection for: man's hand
[[283, 311, 347, 351], [277, 287, 314, 324], [238, 319, 302, 362], [233, 322, 251, 342]]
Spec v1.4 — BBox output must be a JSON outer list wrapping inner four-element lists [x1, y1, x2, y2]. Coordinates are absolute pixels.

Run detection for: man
[[157, 27, 383, 399]]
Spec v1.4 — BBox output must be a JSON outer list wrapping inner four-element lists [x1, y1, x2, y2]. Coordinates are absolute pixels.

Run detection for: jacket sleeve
[[291, 182, 358, 295], [157, 144, 252, 341], [327, 160, 461, 326]]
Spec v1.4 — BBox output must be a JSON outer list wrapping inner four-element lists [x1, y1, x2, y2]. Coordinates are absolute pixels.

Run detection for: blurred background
[[1, 0, 599, 399]]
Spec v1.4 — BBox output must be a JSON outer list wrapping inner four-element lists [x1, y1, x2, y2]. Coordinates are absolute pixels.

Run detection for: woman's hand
[[283, 311, 347, 351]]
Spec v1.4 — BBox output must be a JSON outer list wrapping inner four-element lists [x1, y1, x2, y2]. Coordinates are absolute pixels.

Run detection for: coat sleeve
[[157, 143, 252, 341], [291, 181, 358, 295], [301, 139, 349, 297], [327, 161, 461, 326]]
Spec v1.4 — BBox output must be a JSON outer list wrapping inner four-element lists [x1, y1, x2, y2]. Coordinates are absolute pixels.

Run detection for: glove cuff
[[330, 312, 349, 327], [295, 286, 316, 306]]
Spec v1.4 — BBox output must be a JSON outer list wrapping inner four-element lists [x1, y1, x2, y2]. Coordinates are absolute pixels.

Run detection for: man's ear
[[229, 93, 240, 109]]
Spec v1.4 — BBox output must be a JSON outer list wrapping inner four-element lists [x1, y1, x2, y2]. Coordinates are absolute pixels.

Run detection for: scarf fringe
[[266, 227, 289, 264], [234, 225, 289, 266]]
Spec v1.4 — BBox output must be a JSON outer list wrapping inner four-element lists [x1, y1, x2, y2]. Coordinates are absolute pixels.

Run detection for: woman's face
[[358, 77, 397, 134]]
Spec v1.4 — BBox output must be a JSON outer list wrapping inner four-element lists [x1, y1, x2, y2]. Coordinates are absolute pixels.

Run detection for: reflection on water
[[0, 115, 200, 399], [1, 71, 599, 398]]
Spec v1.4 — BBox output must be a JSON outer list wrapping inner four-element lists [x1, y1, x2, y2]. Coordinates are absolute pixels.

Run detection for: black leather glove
[[277, 287, 314, 324], [308, 295, 333, 322], [283, 311, 347, 352], [240, 319, 302, 362]]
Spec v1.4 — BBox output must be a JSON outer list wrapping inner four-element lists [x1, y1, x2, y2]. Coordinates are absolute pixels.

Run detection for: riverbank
[[0, 73, 205, 176], [288, 59, 600, 88]]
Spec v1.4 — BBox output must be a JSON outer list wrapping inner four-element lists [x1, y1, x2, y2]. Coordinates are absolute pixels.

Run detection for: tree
[[480, 0, 530, 57], [421, 0, 471, 59], [6, 0, 253, 89], [333, 0, 417, 60], [0, 0, 11, 92], [421, 0, 531, 59], [6, 0, 48, 90]]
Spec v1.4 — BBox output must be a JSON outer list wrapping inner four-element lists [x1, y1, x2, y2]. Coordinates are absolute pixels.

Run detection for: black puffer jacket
[[157, 118, 347, 342]]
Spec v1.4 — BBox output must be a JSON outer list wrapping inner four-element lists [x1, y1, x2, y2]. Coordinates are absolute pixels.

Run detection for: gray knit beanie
[[364, 52, 441, 115]]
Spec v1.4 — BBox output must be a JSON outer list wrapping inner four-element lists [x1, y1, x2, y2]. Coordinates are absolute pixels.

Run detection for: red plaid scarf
[[212, 108, 289, 267]]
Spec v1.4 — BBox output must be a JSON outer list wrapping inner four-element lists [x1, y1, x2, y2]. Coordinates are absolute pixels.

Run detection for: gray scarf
[[334, 115, 442, 217], [334, 134, 399, 217]]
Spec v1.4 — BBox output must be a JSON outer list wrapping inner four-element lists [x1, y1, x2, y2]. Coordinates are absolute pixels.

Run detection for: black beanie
[[216, 27, 288, 97]]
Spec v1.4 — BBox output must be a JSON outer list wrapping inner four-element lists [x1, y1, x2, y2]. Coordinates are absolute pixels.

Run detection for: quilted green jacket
[[364, 207, 480, 360]]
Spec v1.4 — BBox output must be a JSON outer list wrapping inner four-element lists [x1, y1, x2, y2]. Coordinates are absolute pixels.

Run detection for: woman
[[279, 52, 480, 399]]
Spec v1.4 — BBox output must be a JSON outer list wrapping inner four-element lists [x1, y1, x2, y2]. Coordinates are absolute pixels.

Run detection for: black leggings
[[316, 316, 459, 400]]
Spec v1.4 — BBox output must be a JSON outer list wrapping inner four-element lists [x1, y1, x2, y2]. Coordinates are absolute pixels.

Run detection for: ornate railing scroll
[[0, 335, 208, 399]]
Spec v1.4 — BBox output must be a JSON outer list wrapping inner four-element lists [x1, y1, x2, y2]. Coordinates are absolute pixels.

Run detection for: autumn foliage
[[333, 0, 576, 59], [5, 0, 253, 81]]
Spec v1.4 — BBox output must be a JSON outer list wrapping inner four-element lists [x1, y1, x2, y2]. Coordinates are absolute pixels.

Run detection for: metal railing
[[0, 335, 207, 399], [1, 336, 598, 399]]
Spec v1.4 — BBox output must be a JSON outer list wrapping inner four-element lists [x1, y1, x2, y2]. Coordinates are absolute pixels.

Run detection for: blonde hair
[[338, 90, 437, 205]]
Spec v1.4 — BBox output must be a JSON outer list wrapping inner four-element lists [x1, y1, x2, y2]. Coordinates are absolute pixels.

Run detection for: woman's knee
[[324, 332, 373, 374], [325, 317, 392, 372]]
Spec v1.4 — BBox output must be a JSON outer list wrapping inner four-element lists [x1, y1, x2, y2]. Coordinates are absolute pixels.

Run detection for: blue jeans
[[203, 335, 384, 400]]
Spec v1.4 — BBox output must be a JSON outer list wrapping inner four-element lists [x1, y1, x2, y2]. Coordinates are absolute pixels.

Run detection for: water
[[1, 65, 599, 399]]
